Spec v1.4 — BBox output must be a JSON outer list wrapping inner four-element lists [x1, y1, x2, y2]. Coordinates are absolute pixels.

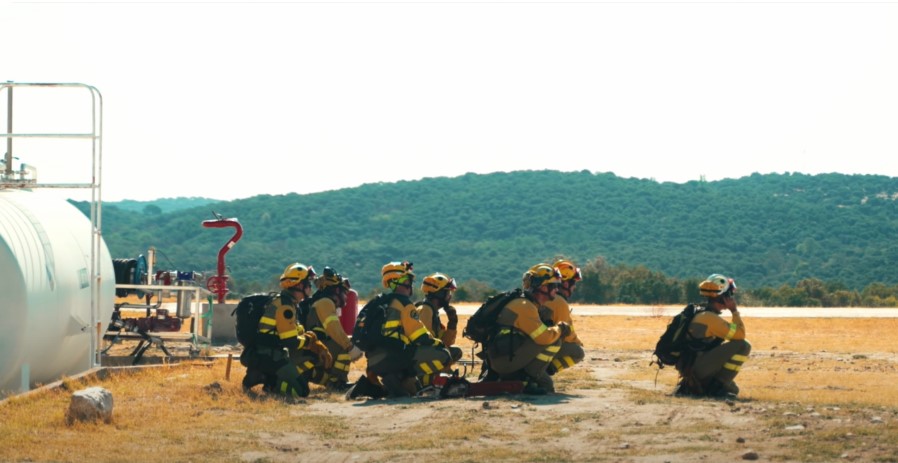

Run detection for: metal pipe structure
[[201, 214, 243, 303]]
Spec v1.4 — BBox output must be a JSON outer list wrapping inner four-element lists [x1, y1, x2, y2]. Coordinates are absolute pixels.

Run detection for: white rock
[[65, 386, 113, 425]]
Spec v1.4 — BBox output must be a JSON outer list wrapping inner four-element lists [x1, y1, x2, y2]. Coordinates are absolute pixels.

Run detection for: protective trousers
[[288, 348, 319, 381], [311, 338, 352, 388], [486, 333, 562, 392], [420, 344, 460, 386], [254, 346, 310, 399], [692, 339, 751, 386], [366, 344, 451, 395], [549, 341, 585, 375]]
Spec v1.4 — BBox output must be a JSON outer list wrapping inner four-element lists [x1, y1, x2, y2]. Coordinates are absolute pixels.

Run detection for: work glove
[[348, 345, 364, 362], [444, 305, 459, 330], [557, 322, 572, 340], [307, 339, 334, 370], [300, 331, 318, 345]]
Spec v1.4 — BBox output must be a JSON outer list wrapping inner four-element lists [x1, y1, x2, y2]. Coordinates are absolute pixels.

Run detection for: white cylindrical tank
[[0, 190, 115, 397]]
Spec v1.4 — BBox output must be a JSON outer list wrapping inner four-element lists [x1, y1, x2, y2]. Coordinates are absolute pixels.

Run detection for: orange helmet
[[381, 261, 415, 289], [553, 260, 582, 282]]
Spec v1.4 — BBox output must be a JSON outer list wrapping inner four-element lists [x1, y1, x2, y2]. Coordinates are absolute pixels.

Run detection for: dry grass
[[2, 314, 898, 462]]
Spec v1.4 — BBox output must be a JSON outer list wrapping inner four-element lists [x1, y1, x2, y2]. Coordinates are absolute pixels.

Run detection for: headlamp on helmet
[[315, 266, 349, 291]]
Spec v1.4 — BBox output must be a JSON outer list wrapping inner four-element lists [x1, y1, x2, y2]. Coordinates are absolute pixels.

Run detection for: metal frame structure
[[2, 82, 212, 367], [1, 82, 106, 368]]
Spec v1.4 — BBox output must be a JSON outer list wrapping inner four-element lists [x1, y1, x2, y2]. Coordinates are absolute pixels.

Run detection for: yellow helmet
[[382, 261, 415, 289], [553, 260, 582, 282], [522, 264, 561, 290], [315, 266, 349, 290], [699, 274, 737, 298], [280, 263, 316, 290], [422, 273, 457, 295]]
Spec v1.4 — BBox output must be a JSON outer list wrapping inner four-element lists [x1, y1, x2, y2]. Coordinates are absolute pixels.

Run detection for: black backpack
[[296, 291, 327, 329], [651, 303, 719, 368], [232, 292, 277, 348], [351, 293, 401, 351], [462, 289, 524, 345]]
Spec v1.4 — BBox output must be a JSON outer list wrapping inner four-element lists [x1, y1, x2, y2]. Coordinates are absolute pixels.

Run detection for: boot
[[345, 375, 386, 400], [521, 381, 548, 395], [326, 377, 354, 392], [382, 374, 411, 398], [400, 377, 420, 396], [723, 380, 740, 395], [533, 374, 555, 394], [242, 368, 267, 391], [704, 378, 737, 399]]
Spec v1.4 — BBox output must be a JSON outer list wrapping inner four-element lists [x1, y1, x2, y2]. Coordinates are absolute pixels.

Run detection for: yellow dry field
[[2, 314, 897, 463]]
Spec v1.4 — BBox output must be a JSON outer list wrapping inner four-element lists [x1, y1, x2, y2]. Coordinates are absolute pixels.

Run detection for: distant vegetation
[[106, 197, 222, 214], [75, 170, 898, 306]]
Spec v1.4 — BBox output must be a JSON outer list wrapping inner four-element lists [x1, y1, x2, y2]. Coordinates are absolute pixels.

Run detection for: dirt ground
[[4, 314, 897, 463], [169, 340, 896, 462], [227, 349, 897, 463]]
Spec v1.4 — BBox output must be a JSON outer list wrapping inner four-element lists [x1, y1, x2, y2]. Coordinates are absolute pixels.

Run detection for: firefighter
[[484, 264, 571, 394], [678, 274, 751, 398], [304, 266, 364, 392], [346, 261, 451, 399], [416, 272, 464, 386], [244, 263, 332, 400], [540, 259, 585, 376]]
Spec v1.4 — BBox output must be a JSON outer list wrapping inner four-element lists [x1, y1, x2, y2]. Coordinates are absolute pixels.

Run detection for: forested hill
[[83, 170, 898, 297]]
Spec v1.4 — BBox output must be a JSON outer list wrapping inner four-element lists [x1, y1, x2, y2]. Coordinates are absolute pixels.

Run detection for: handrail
[[1, 82, 105, 369]]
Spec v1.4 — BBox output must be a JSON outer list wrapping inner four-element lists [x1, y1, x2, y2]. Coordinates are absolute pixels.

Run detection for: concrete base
[[206, 302, 238, 345]]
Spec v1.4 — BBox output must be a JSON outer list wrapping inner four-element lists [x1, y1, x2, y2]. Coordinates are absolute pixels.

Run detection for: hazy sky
[[3, 1, 897, 202]]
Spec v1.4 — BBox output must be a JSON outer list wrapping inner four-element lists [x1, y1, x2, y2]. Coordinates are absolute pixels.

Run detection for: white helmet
[[699, 274, 737, 298]]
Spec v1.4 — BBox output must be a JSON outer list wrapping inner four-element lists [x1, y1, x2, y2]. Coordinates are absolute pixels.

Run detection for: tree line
[[83, 170, 898, 306]]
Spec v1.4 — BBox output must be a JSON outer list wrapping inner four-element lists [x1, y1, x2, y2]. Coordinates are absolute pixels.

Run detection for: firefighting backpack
[[651, 303, 720, 368], [351, 293, 401, 351], [462, 288, 524, 345], [232, 292, 277, 348]]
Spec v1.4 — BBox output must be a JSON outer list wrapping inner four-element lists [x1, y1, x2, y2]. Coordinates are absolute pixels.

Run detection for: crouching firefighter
[[540, 259, 586, 376], [346, 261, 452, 399], [304, 266, 364, 392], [483, 264, 571, 395], [416, 272, 464, 387], [243, 263, 333, 400], [677, 274, 751, 398]]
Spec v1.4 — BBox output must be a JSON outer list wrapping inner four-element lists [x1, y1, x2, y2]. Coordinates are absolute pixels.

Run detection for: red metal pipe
[[201, 216, 243, 303]]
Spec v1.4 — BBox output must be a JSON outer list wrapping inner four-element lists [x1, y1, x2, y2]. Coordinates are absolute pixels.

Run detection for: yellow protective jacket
[[309, 296, 352, 351], [417, 301, 457, 347], [384, 294, 443, 347], [689, 310, 746, 344], [257, 291, 311, 351], [495, 296, 564, 346], [542, 295, 583, 346]]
